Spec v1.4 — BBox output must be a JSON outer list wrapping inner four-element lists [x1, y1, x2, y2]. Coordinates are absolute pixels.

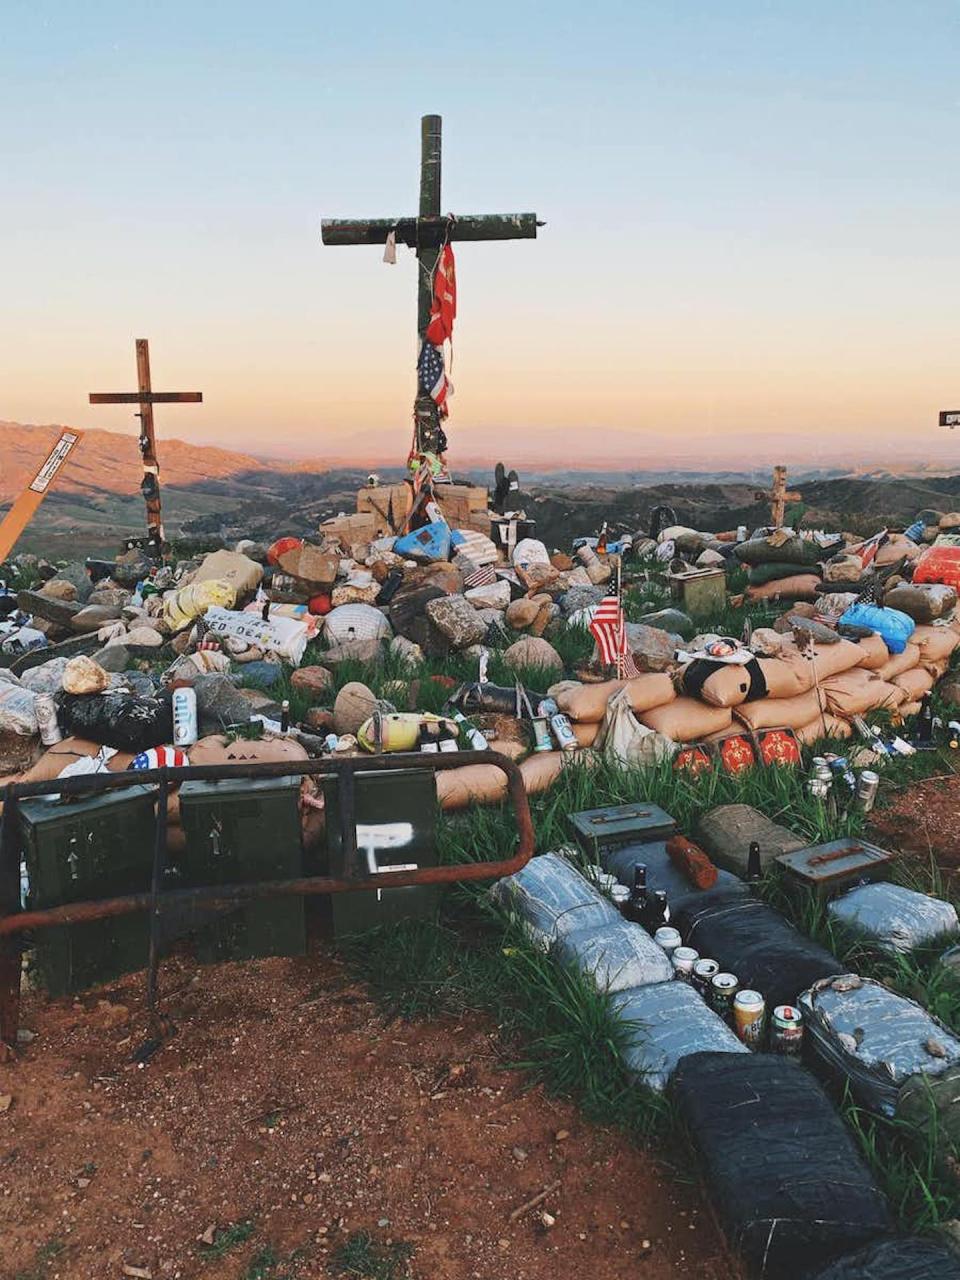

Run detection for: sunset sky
[[2, 1, 957, 470]]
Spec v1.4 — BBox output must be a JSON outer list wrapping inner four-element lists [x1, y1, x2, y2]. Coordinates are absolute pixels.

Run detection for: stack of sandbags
[[553, 673, 676, 749], [736, 533, 829, 602]]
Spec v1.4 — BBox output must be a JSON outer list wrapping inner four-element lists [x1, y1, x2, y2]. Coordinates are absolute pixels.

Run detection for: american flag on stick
[[589, 595, 639, 678]]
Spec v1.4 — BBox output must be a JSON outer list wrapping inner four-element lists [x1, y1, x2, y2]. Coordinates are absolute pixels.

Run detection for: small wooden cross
[[755, 464, 801, 528], [90, 339, 202, 556], [321, 114, 542, 460]]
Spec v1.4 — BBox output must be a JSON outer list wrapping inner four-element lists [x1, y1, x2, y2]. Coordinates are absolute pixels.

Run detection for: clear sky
[[1, 1, 957, 470]]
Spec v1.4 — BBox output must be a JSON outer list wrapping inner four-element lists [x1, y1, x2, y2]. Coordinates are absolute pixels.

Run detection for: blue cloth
[[839, 603, 915, 654]]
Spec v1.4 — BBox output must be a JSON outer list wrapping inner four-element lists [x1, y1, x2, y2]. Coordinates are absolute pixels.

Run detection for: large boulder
[[560, 584, 606, 618], [624, 623, 675, 673], [290, 665, 334, 699], [333, 681, 378, 736], [192, 673, 256, 735], [465, 579, 511, 611], [502, 636, 563, 678], [389, 585, 446, 645], [425, 594, 486, 650]]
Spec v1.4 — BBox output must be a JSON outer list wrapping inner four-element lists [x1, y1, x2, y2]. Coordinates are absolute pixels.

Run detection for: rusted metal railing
[[0, 751, 535, 1047]]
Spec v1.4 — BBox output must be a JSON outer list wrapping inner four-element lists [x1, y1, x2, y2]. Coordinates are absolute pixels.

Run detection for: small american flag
[[589, 596, 640, 677], [858, 529, 888, 569], [463, 562, 496, 589], [418, 341, 451, 418]]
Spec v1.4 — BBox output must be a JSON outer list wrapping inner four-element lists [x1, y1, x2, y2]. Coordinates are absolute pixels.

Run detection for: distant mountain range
[[2, 419, 960, 556]]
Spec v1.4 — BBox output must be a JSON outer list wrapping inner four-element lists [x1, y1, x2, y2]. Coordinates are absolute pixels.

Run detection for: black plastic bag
[[672, 892, 842, 1008], [57, 689, 174, 753], [447, 682, 546, 719], [805, 1236, 960, 1280], [672, 1052, 891, 1278]]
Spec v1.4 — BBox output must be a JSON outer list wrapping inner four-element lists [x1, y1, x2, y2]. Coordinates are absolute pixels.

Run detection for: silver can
[[856, 769, 879, 813], [653, 926, 681, 956], [737, 525, 748, 542], [34, 691, 63, 746], [692, 958, 720, 996], [771, 1004, 804, 1056], [171, 686, 198, 747], [672, 945, 699, 980], [710, 972, 739, 1021]]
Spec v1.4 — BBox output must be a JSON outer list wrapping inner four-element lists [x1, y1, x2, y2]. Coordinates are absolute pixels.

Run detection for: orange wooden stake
[[0, 428, 83, 563]]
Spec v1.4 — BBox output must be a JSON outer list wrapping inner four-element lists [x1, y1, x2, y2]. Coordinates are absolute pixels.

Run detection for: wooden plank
[[321, 213, 539, 247], [0, 430, 83, 563], [89, 392, 203, 404]]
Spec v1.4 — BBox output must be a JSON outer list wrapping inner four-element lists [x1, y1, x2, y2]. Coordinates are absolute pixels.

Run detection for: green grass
[[331, 1232, 413, 1280], [199, 1220, 256, 1259], [14, 1239, 66, 1280], [239, 1243, 307, 1279]]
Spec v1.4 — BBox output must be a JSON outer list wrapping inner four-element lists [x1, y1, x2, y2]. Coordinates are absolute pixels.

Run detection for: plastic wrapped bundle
[[601, 840, 748, 916], [610, 980, 747, 1091], [828, 882, 959, 955], [672, 894, 841, 1008], [800, 974, 960, 1116], [490, 851, 620, 949], [551, 920, 674, 992], [807, 1237, 960, 1280], [671, 1052, 890, 1278]]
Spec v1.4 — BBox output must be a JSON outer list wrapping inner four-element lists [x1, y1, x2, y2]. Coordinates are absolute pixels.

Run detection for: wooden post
[[414, 114, 444, 457]]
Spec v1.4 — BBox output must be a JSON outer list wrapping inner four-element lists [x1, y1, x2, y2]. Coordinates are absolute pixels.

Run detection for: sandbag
[[808, 1236, 960, 1280], [734, 688, 824, 731], [910, 623, 960, 664], [876, 641, 921, 680], [437, 763, 509, 811], [736, 535, 826, 567], [554, 678, 623, 723], [596, 688, 677, 768], [490, 851, 621, 948], [780, 637, 865, 681], [639, 698, 732, 742], [671, 1052, 890, 1278], [187, 733, 308, 767], [821, 669, 905, 717], [673, 895, 841, 1008], [797, 714, 853, 745], [884, 582, 958, 623], [822, 553, 865, 584], [602, 840, 748, 916], [853, 633, 890, 670], [162, 579, 237, 631], [756, 655, 812, 698], [873, 531, 922, 566], [695, 803, 805, 875], [839, 602, 915, 654], [571, 720, 600, 748], [827, 883, 958, 954], [912, 544, 960, 590], [746, 573, 821, 602], [800, 975, 960, 1116], [552, 920, 674, 992], [747, 560, 817, 586], [18, 736, 135, 783], [519, 751, 567, 794], [56, 689, 173, 754], [203, 606, 310, 665], [192, 548, 263, 596], [610, 981, 747, 1091], [891, 667, 936, 700], [896, 1066, 960, 1191], [680, 658, 766, 708], [622, 673, 676, 714]]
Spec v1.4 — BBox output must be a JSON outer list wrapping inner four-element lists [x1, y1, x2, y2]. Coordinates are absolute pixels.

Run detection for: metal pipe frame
[[0, 751, 535, 1046]]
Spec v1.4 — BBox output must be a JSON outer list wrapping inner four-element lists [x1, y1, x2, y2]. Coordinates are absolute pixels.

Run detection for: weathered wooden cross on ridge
[[321, 114, 542, 460], [89, 339, 203, 556], [755, 464, 801, 528]]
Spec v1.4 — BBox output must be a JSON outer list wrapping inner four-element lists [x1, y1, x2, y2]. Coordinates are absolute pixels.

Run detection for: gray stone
[[70, 604, 125, 634], [88, 587, 132, 609], [636, 607, 693, 637], [388, 634, 423, 667], [425, 594, 486, 650], [192, 672, 256, 734], [20, 658, 70, 694], [54, 562, 93, 603], [242, 660, 285, 688], [559, 584, 605, 617], [92, 644, 131, 673], [321, 638, 383, 666], [17, 589, 79, 629], [624, 623, 676, 673]]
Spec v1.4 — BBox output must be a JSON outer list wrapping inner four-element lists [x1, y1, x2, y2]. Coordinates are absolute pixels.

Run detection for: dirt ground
[[870, 772, 960, 882], [1, 946, 740, 1280]]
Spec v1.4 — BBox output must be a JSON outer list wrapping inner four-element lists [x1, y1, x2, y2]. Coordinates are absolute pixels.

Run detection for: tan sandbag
[[896, 701, 922, 721], [696, 664, 756, 709], [854, 634, 890, 671], [745, 574, 821, 602], [734, 689, 824, 731], [623, 673, 676, 714], [756, 656, 813, 699], [487, 737, 526, 760], [192, 548, 263, 596], [789, 638, 864, 679], [873, 532, 922, 565], [18, 737, 136, 783], [796, 714, 853, 745], [821, 669, 905, 717], [877, 642, 921, 681], [911, 625, 960, 664], [891, 667, 936, 700], [437, 763, 509, 811], [555, 679, 625, 723], [640, 698, 733, 741], [571, 720, 600, 748], [924, 657, 950, 680], [188, 733, 309, 766], [519, 751, 566, 794]]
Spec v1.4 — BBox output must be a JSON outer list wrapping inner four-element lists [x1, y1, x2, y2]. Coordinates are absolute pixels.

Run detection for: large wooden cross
[[90, 339, 202, 556], [321, 114, 542, 460], [754, 464, 801, 528]]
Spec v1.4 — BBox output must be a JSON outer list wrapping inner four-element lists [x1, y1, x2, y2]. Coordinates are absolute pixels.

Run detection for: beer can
[[710, 972, 739, 1020], [737, 525, 747, 542], [856, 769, 879, 814], [549, 711, 579, 752], [530, 716, 553, 753], [171, 686, 198, 747], [597, 872, 618, 893], [34, 692, 63, 746], [733, 989, 766, 1047], [653, 926, 681, 957], [324, 733, 340, 752], [771, 1005, 804, 1055], [692, 958, 719, 997], [610, 884, 630, 910], [672, 945, 699, 980]]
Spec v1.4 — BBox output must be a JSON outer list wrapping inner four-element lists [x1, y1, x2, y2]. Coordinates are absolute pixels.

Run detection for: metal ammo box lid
[[568, 802, 676, 855], [777, 837, 894, 894]]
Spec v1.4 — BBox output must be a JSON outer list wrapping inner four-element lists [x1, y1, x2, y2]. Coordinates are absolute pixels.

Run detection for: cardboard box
[[319, 511, 382, 543], [357, 483, 413, 533]]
